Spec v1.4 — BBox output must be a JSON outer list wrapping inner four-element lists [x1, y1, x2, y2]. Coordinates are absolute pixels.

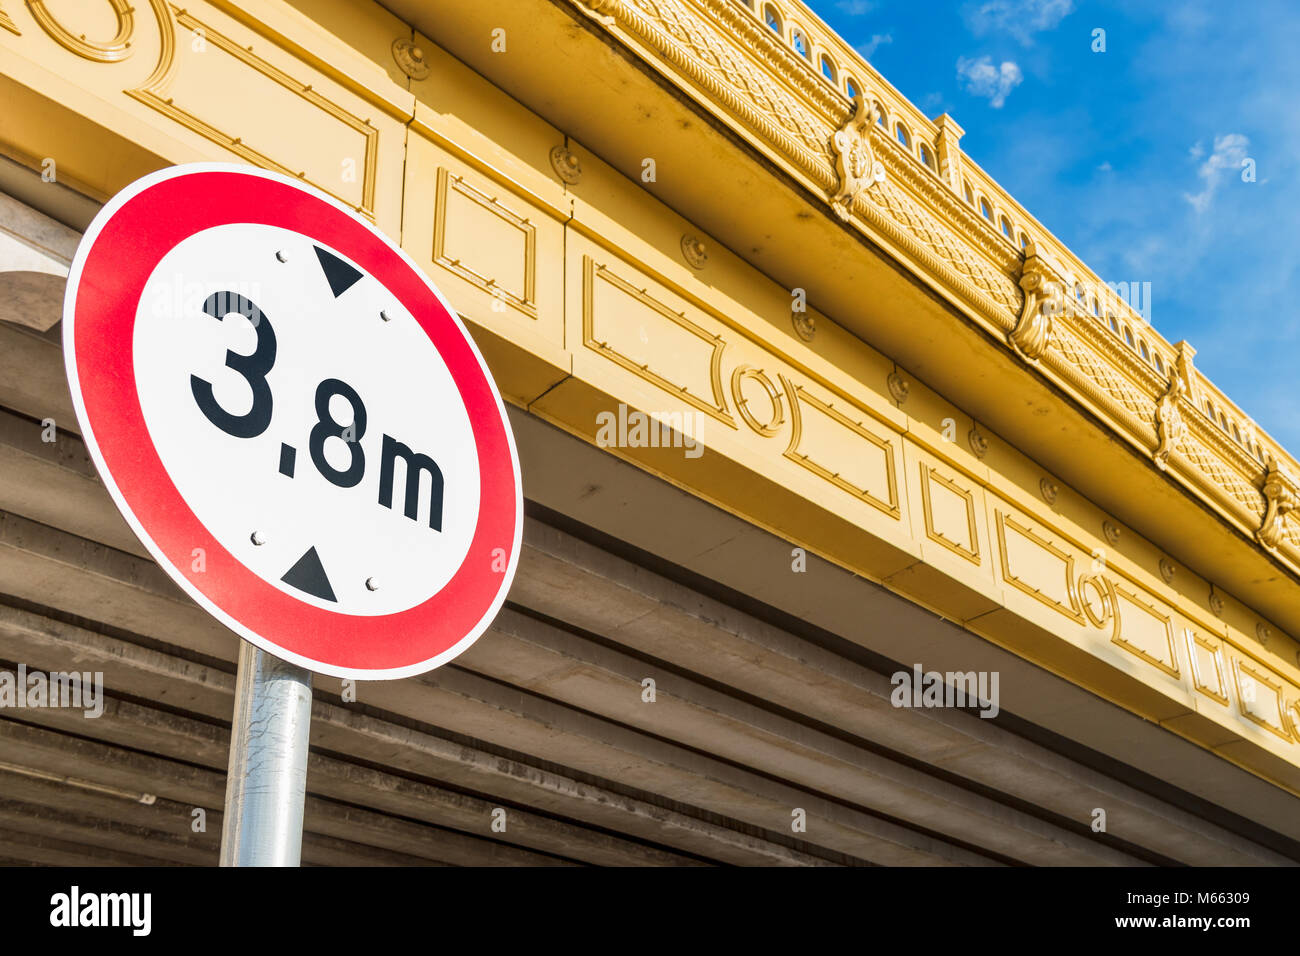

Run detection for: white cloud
[[961, 1, 1300, 451], [857, 33, 893, 59], [964, 0, 1074, 45], [956, 55, 1023, 108], [836, 0, 875, 14], [1183, 133, 1249, 213]]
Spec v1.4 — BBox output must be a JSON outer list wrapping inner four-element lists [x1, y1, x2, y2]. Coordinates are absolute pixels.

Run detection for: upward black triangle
[[281, 546, 337, 602], [313, 245, 363, 298]]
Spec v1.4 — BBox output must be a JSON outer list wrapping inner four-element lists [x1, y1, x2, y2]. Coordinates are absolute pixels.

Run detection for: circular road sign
[[63, 163, 523, 680]]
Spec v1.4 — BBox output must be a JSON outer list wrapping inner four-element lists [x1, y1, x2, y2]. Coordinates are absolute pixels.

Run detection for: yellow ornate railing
[[574, 0, 1300, 575]]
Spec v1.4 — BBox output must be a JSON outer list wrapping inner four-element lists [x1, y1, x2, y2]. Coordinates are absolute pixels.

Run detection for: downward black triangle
[[313, 245, 363, 298], [281, 546, 337, 602]]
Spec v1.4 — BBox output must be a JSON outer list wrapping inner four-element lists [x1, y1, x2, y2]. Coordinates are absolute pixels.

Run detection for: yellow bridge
[[0, 0, 1297, 866]]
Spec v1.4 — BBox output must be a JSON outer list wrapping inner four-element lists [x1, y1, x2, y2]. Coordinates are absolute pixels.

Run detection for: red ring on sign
[[70, 169, 519, 674]]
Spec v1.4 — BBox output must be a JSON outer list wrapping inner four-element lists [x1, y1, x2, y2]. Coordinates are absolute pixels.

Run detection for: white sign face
[[63, 164, 523, 679], [134, 223, 481, 616]]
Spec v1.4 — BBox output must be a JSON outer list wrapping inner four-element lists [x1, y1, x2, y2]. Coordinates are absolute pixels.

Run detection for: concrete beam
[[298, 831, 448, 867], [0, 191, 78, 333], [0, 795, 213, 866], [379, 664, 990, 865], [0, 525, 983, 864], [0, 779, 437, 867], [461, 606, 1140, 866], [3, 683, 704, 867], [0, 602, 827, 866], [0, 824, 181, 867], [511, 519, 1294, 866], [0, 508, 237, 662], [0, 321, 72, 432], [0, 405, 144, 556], [0, 718, 575, 867], [0, 505, 1278, 866], [310, 700, 834, 866]]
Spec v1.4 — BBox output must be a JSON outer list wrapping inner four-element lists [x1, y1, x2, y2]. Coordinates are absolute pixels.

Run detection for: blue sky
[[806, 0, 1300, 453]]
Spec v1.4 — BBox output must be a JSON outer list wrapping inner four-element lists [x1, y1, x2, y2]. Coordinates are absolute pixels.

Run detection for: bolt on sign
[[63, 164, 523, 680]]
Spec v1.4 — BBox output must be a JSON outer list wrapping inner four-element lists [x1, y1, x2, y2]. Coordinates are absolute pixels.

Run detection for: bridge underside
[[0, 356, 1294, 865]]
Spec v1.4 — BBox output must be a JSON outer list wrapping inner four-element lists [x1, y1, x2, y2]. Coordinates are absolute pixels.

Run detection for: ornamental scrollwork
[[1153, 346, 1193, 471], [1258, 460, 1299, 551], [1008, 242, 1063, 363], [828, 93, 882, 222]]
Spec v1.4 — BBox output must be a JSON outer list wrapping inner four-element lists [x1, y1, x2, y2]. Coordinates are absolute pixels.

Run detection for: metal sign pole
[[219, 640, 313, 866]]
